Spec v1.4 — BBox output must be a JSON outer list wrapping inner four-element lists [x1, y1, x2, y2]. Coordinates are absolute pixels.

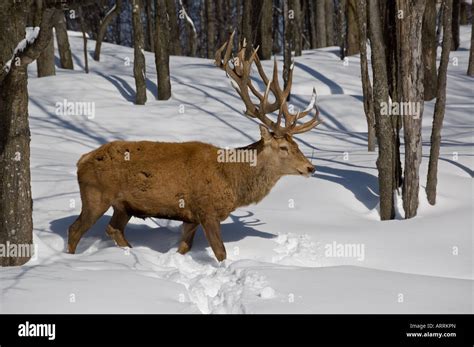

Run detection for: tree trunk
[[166, 0, 181, 56], [155, 0, 172, 100], [205, 0, 216, 58], [132, 0, 147, 105], [315, 0, 327, 48], [79, 8, 89, 74], [181, 0, 197, 57], [460, 0, 469, 24], [337, 0, 347, 58], [283, 0, 292, 96], [36, 28, 56, 77], [468, 15, 474, 76], [368, 0, 395, 220], [356, 0, 376, 152], [145, 0, 155, 52], [309, 0, 317, 48], [254, 0, 273, 59], [397, 0, 426, 219], [325, 0, 335, 46], [426, 0, 453, 205], [94, 0, 123, 61], [54, 11, 73, 70], [451, 0, 460, 50], [0, 4, 57, 266], [291, 0, 302, 56], [422, 0, 438, 101], [346, 0, 360, 55], [242, 0, 252, 57], [273, 0, 282, 53]]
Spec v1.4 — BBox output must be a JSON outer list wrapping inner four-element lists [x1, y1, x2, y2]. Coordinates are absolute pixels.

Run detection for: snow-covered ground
[[0, 28, 472, 314]]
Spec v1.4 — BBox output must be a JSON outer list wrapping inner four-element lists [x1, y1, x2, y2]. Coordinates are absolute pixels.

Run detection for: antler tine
[[290, 88, 322, 135]]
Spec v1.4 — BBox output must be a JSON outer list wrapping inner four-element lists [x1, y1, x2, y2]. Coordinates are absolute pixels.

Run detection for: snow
[[0, 27, 473, 314], [2, 27, 40, 73]]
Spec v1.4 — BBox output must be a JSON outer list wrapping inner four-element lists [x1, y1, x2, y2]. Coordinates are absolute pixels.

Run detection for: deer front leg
[[201, 218, 226, 262], [177, 222, 199, 255]]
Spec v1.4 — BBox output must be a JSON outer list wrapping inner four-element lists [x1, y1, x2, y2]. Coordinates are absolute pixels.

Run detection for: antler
[[215, 31, 321, 137]]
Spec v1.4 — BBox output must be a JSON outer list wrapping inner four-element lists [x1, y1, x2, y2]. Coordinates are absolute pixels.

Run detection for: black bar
[[0, 314, 473, 345]]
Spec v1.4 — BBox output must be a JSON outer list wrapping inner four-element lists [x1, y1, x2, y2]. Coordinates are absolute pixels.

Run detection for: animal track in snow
[[272, 232, 322, 267]]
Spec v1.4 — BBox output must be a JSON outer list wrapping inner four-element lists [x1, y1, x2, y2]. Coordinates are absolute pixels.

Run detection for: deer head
[[215, 32, 321, 177]]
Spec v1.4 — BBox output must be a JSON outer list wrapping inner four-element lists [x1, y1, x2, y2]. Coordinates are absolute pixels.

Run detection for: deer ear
[[259, 125, 272, 144]]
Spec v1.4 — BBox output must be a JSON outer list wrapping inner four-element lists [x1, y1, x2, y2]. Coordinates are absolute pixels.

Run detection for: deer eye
[[279, 146, 289, 152]]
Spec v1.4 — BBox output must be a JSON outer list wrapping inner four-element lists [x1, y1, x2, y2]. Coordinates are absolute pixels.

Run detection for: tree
[[54, 10, 74, 70], [242, 0, 252, 56], [253, 0, 273, 59], [0, 2, 57, 266], [283, 0, 292, 94], [145, 0, 155, 52], [325, 0, 335, 46], [94, 0, 123, 61], [132, 0, 147, 105], [367, 0, 395, 220], [205, 0, 216, 58], [426, 0, 453, 205], [155, 0, 172, 100], [355, 0, 375, 151], [422, 0, 438, 101], [451, 0, 460, 50], [346, 0, 360, 55], [79, 7, 89, 73], [166, 0, 181, 56], [290, 0, 302, 56], [35, 0, 56, 77], [468, 14, 474, 76], [397, 0, 427, 219], [315, 0, 327, 48], [180, 0, 197, 57]]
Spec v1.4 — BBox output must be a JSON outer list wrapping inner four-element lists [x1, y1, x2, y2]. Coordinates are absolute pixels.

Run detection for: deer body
[[68, 33, 320, 261]]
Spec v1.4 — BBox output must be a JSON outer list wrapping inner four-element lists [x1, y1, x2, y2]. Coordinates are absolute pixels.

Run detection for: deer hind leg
[[201, 218, 226, 262], [67, 187, 111, 254], [177, 222, 199, 255], [106, 207, 131, 248]]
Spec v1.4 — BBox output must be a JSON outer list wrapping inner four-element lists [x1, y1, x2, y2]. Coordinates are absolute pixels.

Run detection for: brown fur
[[68, 126, 314, 261]]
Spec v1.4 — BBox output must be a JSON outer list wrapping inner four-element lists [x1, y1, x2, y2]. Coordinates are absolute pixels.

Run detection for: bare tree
[[367, 0, 395, 220], [468, 13, 474, 76], [166, 0, 181, 56], [283, 0, 292, 94], [155, 0, 171, 99], [180, 0, 197, 57], [356, 0, 375, 151], [451, 0, 460, 50], [94, 0, 123, 61], [426, 0, 453, 205], [205, 0, 216, 58], [0, 3, 57, 266], [325, 0, 335, 46], [315, 0, 327, 48], [422, 0, 438, 101], [346, 0, 360, 55], [79, 7, 89, 73], [337, 0, 347, 58], [132, 0, 147, 104], [35, 0, 56, 77], [291, 0, 302, 56], [253, 0, 273, 59], [145, 0, 155, 52], [397, 0, 427, 219], [54, 11, 74, 69]]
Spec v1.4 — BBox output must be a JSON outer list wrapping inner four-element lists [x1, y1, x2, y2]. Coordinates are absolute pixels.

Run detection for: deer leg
[[201, 218, 226, 262], [68, 188, 110, 254], [106, 207, 132, 248], [177, 222, 199, 255]]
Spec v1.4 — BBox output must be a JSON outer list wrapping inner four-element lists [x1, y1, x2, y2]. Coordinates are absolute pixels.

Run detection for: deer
[[67, 32, 321, 262]]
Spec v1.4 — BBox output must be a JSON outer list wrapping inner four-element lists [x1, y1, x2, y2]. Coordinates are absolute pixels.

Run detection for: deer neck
[[219, 140, 282, 208]]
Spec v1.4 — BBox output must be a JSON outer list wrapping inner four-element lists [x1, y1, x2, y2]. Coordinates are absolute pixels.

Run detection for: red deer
[[68, 33, 321, 261]]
